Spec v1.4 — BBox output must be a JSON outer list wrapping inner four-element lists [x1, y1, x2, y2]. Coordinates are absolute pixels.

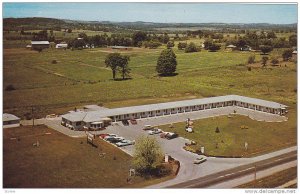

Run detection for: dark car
[[122, 120, 129, 126], [130, 119, 137, 125], [106, 136, 125, 143]]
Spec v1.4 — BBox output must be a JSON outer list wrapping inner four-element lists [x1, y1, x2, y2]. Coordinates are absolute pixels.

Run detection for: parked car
[[106, 136, 124, 143], [103, 134, 118, 140], [130, 119, 137, 125], [148, 128, 162, 135], [160, 132, 178, 139], [99, 134, 109, 139], [193, 155, 207, 164], [166, 132, 178, 139], [116, 140, 135, 147], [143, 125, 154, 130], [122, 120, 129, 126]]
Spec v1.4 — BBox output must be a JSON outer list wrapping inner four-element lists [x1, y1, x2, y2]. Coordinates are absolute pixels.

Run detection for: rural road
[[167, 150, 297, 188], [146, 146, 297, 188]]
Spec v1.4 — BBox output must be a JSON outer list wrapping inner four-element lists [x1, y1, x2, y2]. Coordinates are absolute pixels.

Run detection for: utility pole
[[32, 106, 35, 127]]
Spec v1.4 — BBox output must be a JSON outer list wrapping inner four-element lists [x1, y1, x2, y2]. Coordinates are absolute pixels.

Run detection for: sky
[[2, 3, 298, 24]]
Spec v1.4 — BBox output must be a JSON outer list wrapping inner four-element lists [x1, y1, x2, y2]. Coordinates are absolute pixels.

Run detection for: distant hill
[[3, 17, 297, 32]]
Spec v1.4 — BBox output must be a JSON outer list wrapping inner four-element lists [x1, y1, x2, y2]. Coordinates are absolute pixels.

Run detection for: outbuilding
[[55, 43, 68, 49], [31, 41, 50, 50], [3, 113, 20, 128]]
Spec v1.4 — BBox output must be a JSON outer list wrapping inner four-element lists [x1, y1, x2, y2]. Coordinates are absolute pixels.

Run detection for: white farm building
[[3, 113, 21, 128], [61, 95, 287, 130]]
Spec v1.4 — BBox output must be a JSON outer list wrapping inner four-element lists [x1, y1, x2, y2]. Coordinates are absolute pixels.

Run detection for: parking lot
[[21, 106, 289, 187]]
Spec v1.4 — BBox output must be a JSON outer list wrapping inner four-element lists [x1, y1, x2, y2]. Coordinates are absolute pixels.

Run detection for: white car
[[104, 134, 118, 140], [148, 128, 162, 135], [193, 155, 207, 164], [116, 140, 135, 147]]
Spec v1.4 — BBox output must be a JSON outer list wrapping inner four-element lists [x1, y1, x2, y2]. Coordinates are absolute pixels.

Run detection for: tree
[[262, 56, 269, 66], [260, 45, 273, 55], [282, 49, 294, 61], [267, 31, 277, 39], [208, 43, 221, 52], [289, 34, 297, 47], [132, 31, 147, 46], [185, 42, 200, 53], [203, 39, 213, 50], [118, 55, 131, 80], [156, 49, 177, 76], [248, 55, 256, 64], [166, 41, 175, 48], [177, 42, 187, 50], [132, 136, 163, 175], [105, 53, 130, 80]]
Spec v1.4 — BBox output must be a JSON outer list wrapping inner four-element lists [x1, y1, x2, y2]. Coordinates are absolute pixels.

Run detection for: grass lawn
[[237, 167, 297, 188], [158, 107, 297, 157], [3, 46, 296, 119], [3, 125, 173, 188]]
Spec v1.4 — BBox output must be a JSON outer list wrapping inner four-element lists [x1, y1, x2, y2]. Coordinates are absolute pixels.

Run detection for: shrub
[[282, 49, 294, 61], [185, 42, 200, 53], [215, 127, 220, 133], [247, 67, 252, 71], [247, 55, 256, 64], [271, 58, 279, 65], [5, 84, 16, 91], [262, 56, 269, 66], [51, 60, 57, 64]]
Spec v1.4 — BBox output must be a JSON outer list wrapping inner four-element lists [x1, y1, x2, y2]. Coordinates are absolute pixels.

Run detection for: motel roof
[[3, 113, 20, 122], [62, 95, 287, 123], [31, 41, 50, 45]]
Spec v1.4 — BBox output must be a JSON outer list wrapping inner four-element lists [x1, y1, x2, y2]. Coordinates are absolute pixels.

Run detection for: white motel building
[[61, 95, 288, 130]]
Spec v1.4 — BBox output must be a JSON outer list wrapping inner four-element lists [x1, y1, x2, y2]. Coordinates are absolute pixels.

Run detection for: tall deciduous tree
[[132, 136, 163, 175], [105, 53, 130, 80], [156, 49, 177, 76], [118, 55, 131, 80]]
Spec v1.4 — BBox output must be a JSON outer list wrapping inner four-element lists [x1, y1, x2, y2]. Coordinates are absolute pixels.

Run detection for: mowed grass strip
[[158, 107, 296, 157], [237, 167, 297, 188]]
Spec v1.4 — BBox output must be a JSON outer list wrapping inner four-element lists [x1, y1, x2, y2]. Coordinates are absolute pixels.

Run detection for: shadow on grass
[[112, 77, 133, 81], [158, 73, 178, 77]]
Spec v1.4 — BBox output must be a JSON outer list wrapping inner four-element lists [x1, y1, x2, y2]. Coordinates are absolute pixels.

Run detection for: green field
[[3, 125, 174, 188], [3, 45, 296, 119]]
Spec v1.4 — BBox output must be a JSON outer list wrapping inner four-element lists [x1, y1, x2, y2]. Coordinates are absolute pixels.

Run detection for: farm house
[[61, 95, 288, 131], [3, 113, 21, 128]]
